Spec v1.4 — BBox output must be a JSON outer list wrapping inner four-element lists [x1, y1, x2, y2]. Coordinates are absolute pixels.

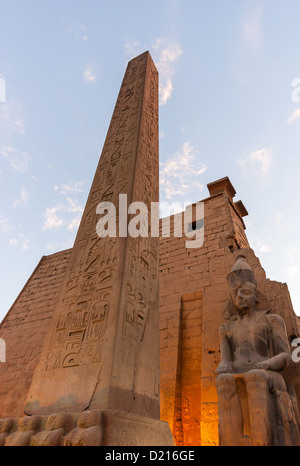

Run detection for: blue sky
[[1, 0, 300, 321]]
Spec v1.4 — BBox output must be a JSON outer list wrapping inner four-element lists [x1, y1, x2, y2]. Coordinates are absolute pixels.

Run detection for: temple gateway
[[0, 52, 300, 446]]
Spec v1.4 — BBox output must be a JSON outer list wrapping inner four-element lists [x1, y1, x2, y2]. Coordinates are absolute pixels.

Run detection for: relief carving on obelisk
[[25, 51, 160, 418]]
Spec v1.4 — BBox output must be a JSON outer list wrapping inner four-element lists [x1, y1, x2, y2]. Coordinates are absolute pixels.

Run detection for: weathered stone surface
[[1, 53, 300, 449], [101, 410, 175, 446], [63, 410, 103, 446], [159, 179, 300, 446], [31, 412, 74, 446], [24, 51, 160, 419], [215, 256, 300, 446], [5, 415, 41, 446], [0, 250, 71, 419], [0, 410, 173, 447]]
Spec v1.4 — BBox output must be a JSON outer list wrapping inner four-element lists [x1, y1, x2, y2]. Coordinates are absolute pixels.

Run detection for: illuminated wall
[[159, 177, 300, 446]]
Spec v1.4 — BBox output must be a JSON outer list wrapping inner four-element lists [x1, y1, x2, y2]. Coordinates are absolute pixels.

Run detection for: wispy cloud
[[9, 238, 18, 246], [160, 142, 207, 199], [283, 246, 300, 281], [285, 265, 299, 279], [124, 38, 182, 106], [242, 3, 263, 55], [0, 145, 30, 172], [43, 198, 83, 231], [0, 217, 30, 252], [9, 234, 30, 251], [0, 218, 11, 235], [0, 101, 26, 136], [124, 41, 143, 57], [83, 65, 97, 84], [67, 216, 81, 232], [152, 39, 183, 106], [250, 236, 273, 254], [237, 148, 272, 176], [54, 180, 85, 195], [0, 103, 30, 172], [12, 187, 29, 207], [66, 23, 88, 41], [21, 238, 30, 251], [43, 204, 65, 230], [233, 4, 264, 84], [80, 24, 88, 41], [43, 182, 85, 231], [287, 107, 300, 124]]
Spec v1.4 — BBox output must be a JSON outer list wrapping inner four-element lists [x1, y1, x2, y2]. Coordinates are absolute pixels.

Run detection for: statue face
[[233, 284, 257, 314]]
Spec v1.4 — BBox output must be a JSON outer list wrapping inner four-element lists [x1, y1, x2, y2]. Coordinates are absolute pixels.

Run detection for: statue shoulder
[[219, 321, 230, 336], [265, 313, 287, 331]]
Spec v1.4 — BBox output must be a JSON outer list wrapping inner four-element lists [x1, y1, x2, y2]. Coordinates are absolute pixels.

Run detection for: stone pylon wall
[[0, 250, 71, 419], [159, 178, 300, 446], [1, 177, 300, 446]]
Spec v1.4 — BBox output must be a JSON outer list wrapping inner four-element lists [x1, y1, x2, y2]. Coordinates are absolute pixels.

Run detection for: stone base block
[[0, 409, 175, 446]]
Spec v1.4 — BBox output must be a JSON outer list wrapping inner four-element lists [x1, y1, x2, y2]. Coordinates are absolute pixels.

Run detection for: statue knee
[[216, 374, 237, 401], [244, 369, 269, 392]]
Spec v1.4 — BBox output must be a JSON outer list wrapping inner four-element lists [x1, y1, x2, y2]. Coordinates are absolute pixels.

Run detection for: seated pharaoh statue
[[216, 255, 300, 446]]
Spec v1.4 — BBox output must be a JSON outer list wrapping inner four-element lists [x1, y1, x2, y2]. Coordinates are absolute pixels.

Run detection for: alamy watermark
[[0, 338, 5, 362], [291, 78, 300, 103], [95, 195, 204, 249], [0, 75, 6, 103], [292, 338, 300, 363]]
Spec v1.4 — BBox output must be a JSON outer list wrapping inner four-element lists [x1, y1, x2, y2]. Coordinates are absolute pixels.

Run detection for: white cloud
[[58, 180, 85, 195], [80, 24, 88, 41], [238, 148, 272, 176], [283, 246, 300, 262], [123, 38, 182, 105], [287, 108, 300, 124], [249, 235, 274, 255], [66, 23, 88, 41], [21, 238, 30, 251], [46, 243, 56, 252], [160, 142, 207, 199], [67, 216, 81, 231], [44, 180, 85, 231], [0, 101, 26, 136], [152, 39, 183, 106], [124, 41, 142, 57], [242, 4, 263, 54], [0, 145, 30, 172], [42, 197, 83, 231], [9, 238, 18, 246], [83, 66, 97, 84], [43, 204, 65, 230], [0, 218, 11, 235], [160, 78, 173, 106], [285, 265, 299, 280], [13, 187, 29, 207], [8, 234, 30, 251]]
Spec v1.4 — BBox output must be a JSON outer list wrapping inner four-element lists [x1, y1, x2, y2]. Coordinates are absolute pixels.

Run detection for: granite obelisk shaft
[[25, 52, 159, 418]]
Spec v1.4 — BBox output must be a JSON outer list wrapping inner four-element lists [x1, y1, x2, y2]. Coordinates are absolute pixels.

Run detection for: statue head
[[231, 282, 258, 315], [226, 255, 270, 317]]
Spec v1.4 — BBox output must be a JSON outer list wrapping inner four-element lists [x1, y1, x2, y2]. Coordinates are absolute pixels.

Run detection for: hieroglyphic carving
[[25, 52, 160, 416], [47, 298, 109, 371]]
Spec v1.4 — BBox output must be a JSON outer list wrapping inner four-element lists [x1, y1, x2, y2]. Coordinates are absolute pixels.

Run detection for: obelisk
[[25, 52, 160, 420]]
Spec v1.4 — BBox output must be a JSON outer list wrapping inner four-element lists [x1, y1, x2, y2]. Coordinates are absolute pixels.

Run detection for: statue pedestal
[[101, 410, 174, 446]]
